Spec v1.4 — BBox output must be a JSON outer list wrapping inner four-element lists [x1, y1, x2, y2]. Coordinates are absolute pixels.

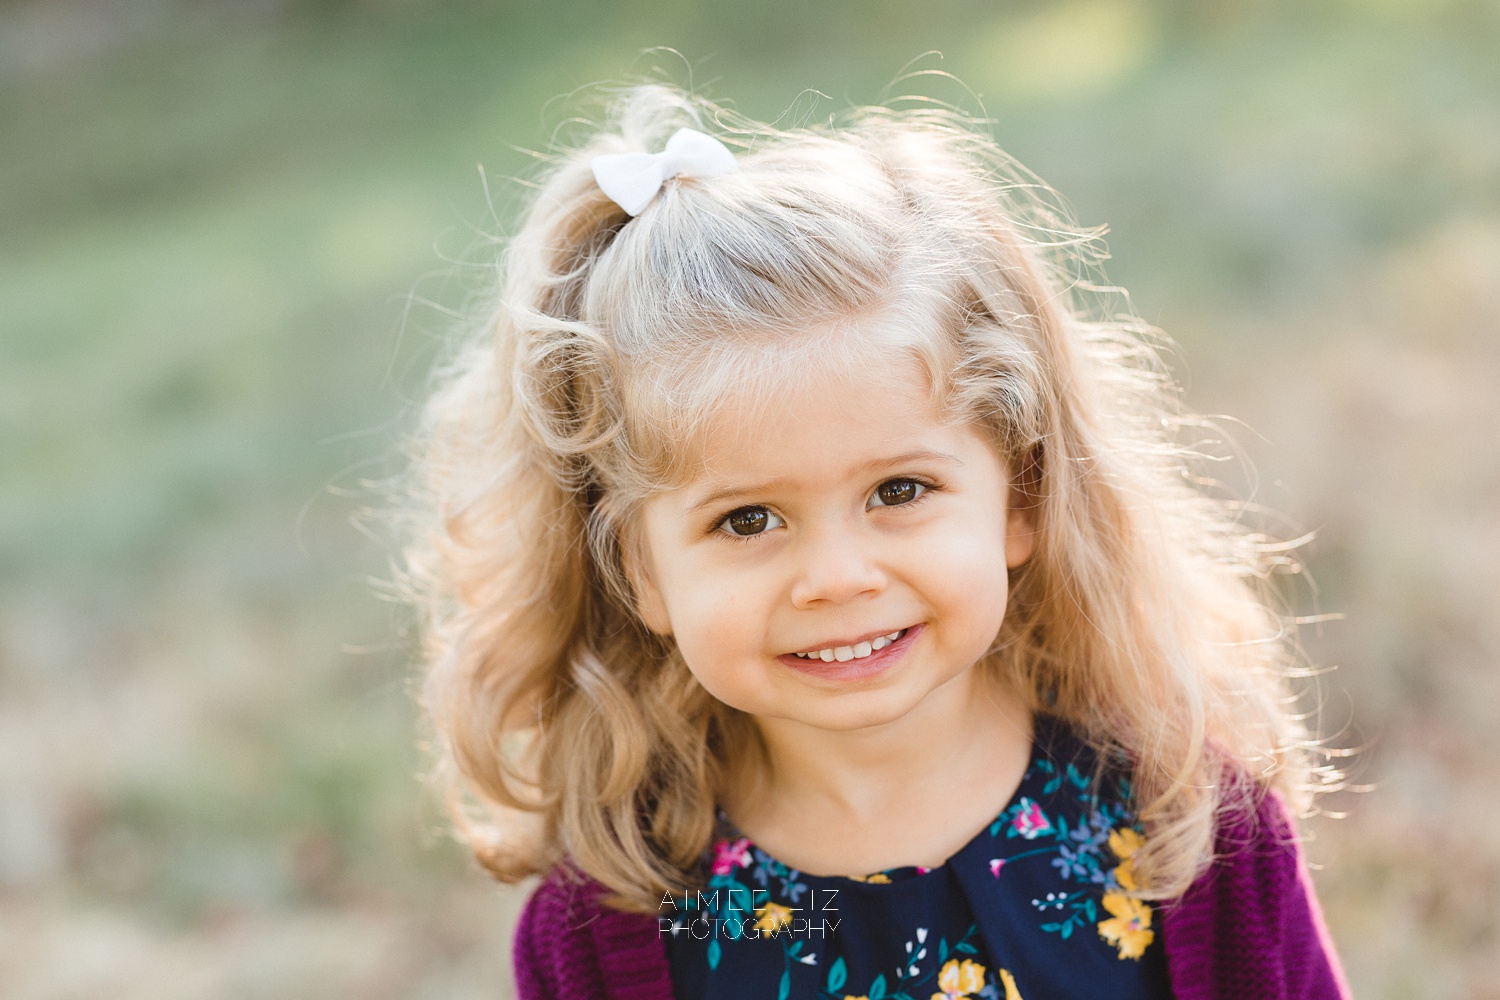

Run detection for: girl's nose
[[788, 528, 888, 609]]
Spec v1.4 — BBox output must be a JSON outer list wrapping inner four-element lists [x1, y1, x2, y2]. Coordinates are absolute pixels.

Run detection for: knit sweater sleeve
[[512, 864, 677, 1000], [512, 867, 598, 1000], [1160, 789, 1351, 1000]]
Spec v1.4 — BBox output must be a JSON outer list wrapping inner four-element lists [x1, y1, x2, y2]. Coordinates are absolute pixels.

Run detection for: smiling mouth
[[791, 628, 910, 664]]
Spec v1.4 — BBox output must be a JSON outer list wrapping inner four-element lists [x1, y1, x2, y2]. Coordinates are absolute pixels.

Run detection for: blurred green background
[[2, 0, 1498, 996]]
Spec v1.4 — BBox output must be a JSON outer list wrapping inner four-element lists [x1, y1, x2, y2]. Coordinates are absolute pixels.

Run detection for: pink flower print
[[1011, 798, 1053, 840], [989, 858, 1006, 878], [916, 866, 932, 875], [711, 837, 752, 875]]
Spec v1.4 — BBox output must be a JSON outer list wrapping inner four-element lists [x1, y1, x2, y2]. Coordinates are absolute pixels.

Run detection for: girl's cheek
[[924, 528, 1012, 616]]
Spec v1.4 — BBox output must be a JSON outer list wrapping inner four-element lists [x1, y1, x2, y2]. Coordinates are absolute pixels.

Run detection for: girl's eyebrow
[[685, 448, 963, 513]]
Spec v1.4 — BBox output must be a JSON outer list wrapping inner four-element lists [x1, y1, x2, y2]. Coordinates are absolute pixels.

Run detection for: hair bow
[[590, 127, 738, 217]]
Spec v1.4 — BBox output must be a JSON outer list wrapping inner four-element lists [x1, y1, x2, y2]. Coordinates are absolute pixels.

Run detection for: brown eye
[[869, 479, 926, 508], [721, 507, 783, 537]]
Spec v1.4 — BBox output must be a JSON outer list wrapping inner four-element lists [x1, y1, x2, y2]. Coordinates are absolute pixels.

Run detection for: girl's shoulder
[[1030, 714, 1307, 858], [512, 863, 676, 1000], [1028, 719, 1346, 968], [1159, 772, 1352, 999]]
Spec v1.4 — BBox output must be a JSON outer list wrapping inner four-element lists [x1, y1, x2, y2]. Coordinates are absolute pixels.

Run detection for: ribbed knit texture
[[1159, 790, 1351, 1000], [512, 864, 677, 1000], [513, 790, 1350, 1000]]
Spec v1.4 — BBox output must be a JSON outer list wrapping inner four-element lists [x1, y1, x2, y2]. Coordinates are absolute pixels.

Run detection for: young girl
[[402, 84, 1350, 1000]]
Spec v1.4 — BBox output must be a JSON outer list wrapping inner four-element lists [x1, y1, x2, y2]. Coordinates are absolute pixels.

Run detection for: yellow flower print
[[1108, 827, 1146, 891], [1098, 891, 1156, 959], [931, 957, 987, 999], [1109, 826, 1145, 859], [849, 872, 892, 884], [753, 901, 794, 933], [998, 968, 1024, 1000], [844, 996, 870, 1000]]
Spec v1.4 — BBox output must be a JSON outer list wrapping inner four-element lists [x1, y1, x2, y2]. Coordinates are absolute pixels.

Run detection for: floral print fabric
[[663, 715, 1172, 1000]]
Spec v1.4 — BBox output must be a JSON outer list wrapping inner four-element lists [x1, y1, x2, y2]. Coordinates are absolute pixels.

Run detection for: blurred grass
[[2, 0, 1498, 996]]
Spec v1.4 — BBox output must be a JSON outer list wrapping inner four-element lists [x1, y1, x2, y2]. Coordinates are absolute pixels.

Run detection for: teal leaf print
[[938, 938, 948, 963], [827, 956, 847, 993], [869, 973, 887, 999], [778, 969, 790, 1000], [955, 941, 978, 954], [707, 938, 721, 970], [1039, 757, 1060, 795]]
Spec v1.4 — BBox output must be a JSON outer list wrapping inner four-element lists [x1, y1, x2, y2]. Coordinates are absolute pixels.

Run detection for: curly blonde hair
[[399, 83, 1337, 913]]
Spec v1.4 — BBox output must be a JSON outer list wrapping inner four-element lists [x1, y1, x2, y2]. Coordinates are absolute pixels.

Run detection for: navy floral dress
[[662, 715, 1173, 1000]]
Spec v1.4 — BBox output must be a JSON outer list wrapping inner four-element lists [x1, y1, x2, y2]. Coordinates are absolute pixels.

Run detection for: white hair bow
[[590, 127, 738, 217]]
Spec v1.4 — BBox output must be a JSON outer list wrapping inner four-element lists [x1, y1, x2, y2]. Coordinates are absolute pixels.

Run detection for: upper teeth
[[794, 629, 907, 662]]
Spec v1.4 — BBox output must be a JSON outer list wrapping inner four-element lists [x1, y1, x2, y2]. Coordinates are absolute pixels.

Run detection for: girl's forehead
[[619, 307, 967, 491], [647, 353, 962, 491]]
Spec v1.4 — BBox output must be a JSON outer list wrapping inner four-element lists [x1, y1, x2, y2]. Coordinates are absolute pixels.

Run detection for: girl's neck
[[721, 665, 1034, 877]]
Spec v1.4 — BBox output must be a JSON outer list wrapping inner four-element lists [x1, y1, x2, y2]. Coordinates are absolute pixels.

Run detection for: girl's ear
[[1005, 489, 1037, 569], [621, 538, 673, 636], [1004, 449, 1041, 569]]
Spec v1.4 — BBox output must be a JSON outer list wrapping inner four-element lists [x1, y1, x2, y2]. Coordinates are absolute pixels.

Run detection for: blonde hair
[[400, 83, 1337, 912]]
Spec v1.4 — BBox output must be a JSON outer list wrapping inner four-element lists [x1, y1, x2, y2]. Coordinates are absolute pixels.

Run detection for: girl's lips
[[776, 623, 924, 681]]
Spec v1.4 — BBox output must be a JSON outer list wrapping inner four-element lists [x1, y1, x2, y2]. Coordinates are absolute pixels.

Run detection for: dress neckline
[[712, 714, 1059, 884]]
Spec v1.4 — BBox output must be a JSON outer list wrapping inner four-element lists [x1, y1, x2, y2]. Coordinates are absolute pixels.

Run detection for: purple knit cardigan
[[511, 789, 1350, 1000]]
